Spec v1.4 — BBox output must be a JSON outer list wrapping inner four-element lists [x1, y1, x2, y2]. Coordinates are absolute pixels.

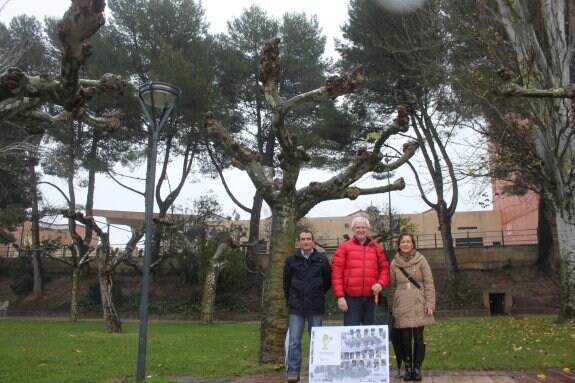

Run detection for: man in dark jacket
[[283, 230, 332, 383]]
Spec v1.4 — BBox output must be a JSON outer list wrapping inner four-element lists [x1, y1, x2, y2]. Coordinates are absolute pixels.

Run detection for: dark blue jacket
[[283, 248, 332, 316]]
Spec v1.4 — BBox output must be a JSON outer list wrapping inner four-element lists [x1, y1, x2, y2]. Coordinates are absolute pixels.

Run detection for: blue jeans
[[287, 313, 323, 373], [343, 296, 375, 326]]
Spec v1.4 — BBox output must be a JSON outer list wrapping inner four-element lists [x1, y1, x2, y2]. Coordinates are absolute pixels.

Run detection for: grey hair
[[351, 216, 370, 229]]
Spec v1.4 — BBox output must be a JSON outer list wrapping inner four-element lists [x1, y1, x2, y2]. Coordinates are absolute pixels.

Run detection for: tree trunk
[[555, 212, 575, 321], [70, 266, 80, 321], [247, 192, 263, 267], [151, 222, 163, 267], [97, 247, 122, 333], [200, 243, 229, 324], [437, 202, 459, 283], [29, 164, 42, 296], [259, 201, 297, 364], [537, 194, 555, 274]]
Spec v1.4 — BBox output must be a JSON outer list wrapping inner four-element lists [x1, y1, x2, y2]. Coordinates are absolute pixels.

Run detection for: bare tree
[[207, 38, 418, 363], [338, 0, 465, 283], [493, 0, 575, 321]]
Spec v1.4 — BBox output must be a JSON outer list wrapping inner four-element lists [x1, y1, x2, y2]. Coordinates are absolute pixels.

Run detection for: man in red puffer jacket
[[332, 216, 390, 325]]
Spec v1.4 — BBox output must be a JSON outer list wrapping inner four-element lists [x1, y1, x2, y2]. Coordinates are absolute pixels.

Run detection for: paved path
[[171, 369, 575, 383]]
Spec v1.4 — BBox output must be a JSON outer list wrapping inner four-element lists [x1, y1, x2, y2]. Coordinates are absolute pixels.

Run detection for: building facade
[[0, 221, 98, 257]]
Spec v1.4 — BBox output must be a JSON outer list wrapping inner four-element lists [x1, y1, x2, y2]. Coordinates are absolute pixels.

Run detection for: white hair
[[351, 216, 370, 229]]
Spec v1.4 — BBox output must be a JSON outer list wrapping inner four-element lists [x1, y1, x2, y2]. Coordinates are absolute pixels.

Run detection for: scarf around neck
[[399, 248, 416, 263]]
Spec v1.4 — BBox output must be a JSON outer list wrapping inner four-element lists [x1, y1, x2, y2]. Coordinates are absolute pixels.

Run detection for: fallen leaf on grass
[[537, 374, 546, 380], [562, 368, 571, 373]]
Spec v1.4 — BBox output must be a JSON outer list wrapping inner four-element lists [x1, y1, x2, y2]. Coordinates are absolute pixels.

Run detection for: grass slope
[[0, 317, 572, 383]]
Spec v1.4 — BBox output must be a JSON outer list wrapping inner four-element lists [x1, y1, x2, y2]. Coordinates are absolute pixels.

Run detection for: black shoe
[[402, 342, 413, 381], [403, 363, 413, 381], [412, 365, 422, 381], [413, 343, 425, 381]]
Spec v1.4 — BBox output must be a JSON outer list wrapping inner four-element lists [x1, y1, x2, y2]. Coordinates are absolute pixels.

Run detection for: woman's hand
[[425, 307, 434, 316], [338, 297, 348, 312]]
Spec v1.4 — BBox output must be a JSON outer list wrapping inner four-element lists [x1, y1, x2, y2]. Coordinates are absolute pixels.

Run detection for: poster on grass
[[309, 325, 389, 383]]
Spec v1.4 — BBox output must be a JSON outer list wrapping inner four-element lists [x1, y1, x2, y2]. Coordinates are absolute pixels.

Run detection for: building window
[[455, 237, 483, 247]]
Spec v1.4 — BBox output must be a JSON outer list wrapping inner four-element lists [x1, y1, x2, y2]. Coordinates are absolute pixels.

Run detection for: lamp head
[[137, 81, 181, 132], [138, 81, 181, 110]]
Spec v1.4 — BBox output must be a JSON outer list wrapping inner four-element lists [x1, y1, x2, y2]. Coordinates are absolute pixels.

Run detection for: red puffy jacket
[[331, 236, 390, 298]]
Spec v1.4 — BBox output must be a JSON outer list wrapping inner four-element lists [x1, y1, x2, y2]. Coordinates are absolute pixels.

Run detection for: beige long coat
[[390, 251, 436, 328]]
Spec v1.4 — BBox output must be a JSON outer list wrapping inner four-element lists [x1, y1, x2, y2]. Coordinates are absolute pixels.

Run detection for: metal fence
[[413, 228, 543, 249], [0, 245, 72, 258], [249, 228, 546, 255], [0, 228, 549, 257]]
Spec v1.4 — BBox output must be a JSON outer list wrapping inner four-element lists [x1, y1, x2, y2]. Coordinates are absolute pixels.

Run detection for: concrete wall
[[248, 209, 536, 250], [423, 245, 538, 270], [0, 244, 541, 275], [493, 180, 539, 240], [1, 244, 560, 318]]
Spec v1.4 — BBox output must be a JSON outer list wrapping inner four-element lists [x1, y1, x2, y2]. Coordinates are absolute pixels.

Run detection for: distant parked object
[[0, 300, 8, 317]]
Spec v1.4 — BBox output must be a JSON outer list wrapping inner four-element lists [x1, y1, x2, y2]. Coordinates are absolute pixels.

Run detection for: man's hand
[[371, 283, 383, 295], [338, 297, 348, 312]]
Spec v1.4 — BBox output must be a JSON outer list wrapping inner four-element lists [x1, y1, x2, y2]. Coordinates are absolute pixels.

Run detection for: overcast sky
[[1, 0, 488, 244], [0, 0, 349, 47]]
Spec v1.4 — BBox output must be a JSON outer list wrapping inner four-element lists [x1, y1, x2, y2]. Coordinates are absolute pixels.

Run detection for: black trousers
[[400, 326, 424, 345]]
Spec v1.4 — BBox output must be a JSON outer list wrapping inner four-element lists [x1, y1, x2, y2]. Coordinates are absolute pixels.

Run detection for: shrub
[[217, 247, 249, 293], [82, 281, 124, 307], [9, 256, 34, 295]]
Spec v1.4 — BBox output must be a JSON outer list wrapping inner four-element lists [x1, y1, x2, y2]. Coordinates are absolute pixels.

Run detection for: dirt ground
[[0, 264, 561, 316]]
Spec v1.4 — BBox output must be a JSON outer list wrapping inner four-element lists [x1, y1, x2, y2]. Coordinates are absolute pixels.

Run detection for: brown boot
[[286, 371, 300, 383]]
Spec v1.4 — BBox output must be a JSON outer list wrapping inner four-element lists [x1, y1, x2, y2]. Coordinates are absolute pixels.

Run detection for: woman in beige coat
[[390, 232, 436, 381]]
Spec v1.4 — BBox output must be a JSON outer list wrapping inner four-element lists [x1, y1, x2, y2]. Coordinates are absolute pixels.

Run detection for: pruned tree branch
[[0, 0, 126, 134], [498, 68, 575, 99], [204, 111, 274, 199], [283, 65, 366, 112]]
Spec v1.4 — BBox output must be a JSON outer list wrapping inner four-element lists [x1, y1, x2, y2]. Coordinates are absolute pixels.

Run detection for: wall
[[423, 245, 538, 270], [492, 180, 540, 245], [0, 244, 560, 318], [256, 209, 513, 249], [85, 208, 539, 255], [0, 243, 540, 274]]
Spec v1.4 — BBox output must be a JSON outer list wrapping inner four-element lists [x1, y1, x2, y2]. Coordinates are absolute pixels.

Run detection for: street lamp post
[[136, 81, 181, 382]]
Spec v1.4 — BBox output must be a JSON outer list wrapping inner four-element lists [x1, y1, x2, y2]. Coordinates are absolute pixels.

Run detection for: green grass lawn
[[425, 317, 574, 369], [0, 317, 573, 383]]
